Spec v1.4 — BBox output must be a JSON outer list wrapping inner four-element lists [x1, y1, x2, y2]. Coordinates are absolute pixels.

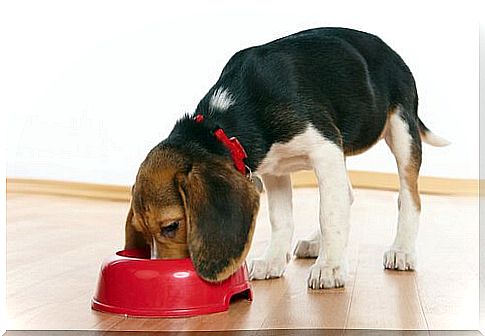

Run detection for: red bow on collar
[[194, 114, 248, 175]]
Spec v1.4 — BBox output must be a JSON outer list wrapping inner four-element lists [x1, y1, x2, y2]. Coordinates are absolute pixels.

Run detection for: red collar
[[194, 114, 248, 175]]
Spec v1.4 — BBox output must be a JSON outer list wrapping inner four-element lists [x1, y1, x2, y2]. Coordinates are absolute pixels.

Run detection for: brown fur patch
[[405, 147, 422, 212], [384, 106, 422, 212], [154, 218, 189, 259], [127, 147, 192, 258], [146, 205, 188, 259], [124, 206, 149, 250]]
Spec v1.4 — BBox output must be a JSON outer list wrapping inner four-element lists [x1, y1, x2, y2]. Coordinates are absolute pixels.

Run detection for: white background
[[2, 1, 479, 186], [0, 1, 482, 333]]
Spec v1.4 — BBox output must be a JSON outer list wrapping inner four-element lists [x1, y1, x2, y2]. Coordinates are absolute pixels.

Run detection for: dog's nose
[[150, 236, 160, 259]]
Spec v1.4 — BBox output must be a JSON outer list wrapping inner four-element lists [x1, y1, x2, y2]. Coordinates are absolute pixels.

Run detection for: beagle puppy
[[125, 27, 449, 289]]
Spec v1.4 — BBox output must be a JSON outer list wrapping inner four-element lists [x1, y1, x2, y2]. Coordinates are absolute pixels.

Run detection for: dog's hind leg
[[383, 107, 422, 271], [294, 229, 320, 258], [249, 174, 294, 279]]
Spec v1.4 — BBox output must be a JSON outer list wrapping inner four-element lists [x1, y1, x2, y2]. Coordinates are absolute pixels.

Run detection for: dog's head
[[125, 144, 260, 282]]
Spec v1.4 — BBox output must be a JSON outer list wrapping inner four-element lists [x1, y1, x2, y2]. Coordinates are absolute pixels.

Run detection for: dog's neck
[[193, 114, 248, 175], [165, 115, 228, 157], [163, 86, 272, 171]]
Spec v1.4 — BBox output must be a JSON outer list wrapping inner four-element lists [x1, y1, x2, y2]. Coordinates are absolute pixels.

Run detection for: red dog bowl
[[91, 249, 252, 318]]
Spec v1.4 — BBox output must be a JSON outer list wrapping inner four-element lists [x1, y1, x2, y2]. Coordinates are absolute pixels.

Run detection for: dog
[[124, 27, 449, 289]]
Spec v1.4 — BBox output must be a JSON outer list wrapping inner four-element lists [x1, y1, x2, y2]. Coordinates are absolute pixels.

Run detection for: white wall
[[2, 1, 479, 185]]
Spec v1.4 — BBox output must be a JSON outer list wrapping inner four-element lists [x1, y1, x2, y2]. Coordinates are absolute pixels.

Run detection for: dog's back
[[194, 28, 417, 160]]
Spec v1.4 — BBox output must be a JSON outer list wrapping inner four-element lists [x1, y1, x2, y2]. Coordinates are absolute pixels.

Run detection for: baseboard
[[6, 171, 478, 201], [292, 171, 479, 196], [6, 178, 131, 201]]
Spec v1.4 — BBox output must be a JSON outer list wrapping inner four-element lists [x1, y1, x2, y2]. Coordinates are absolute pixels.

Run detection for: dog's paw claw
[[307, 262, 346, 289], [294, 239, 320, 258], [383, 249, 416, 271], [248, 254, 290, 280]]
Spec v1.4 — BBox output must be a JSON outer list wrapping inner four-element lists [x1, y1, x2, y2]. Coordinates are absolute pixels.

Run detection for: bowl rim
[[115, 249, 191, 262]]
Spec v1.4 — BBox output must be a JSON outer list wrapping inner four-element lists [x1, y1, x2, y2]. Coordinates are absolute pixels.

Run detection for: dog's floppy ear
[[176, 159, 260, 282], [124, 202, 148, 250]]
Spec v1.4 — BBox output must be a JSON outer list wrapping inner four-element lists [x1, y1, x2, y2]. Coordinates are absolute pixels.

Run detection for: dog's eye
[[161, 221, 179, 238]]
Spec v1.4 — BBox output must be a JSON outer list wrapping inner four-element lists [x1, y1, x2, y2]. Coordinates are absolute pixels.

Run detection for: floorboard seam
[[414, 274, 431, 332], [343, 245, 361, 331]]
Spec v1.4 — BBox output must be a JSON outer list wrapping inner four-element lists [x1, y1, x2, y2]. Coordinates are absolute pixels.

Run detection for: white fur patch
[[209, 87, 234, 112], [309, 131, 351, 288], [249, 174, 294, 280], [256, 128, 321, 176], [255, 125, 351, 288], [383, 112, 420, 269], [294, 229, 320, 258], [386, 113, 411, 167], [421, 129, 451, 147]]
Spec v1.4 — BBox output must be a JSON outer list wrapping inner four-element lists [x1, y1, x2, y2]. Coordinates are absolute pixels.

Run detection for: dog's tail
[[418, 118, 451, 147]]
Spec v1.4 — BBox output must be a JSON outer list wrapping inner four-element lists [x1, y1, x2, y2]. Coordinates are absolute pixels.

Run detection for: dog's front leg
[[308, 143, 351, 289], [294, 175, 354, 259], [249, 174, 294, 280]]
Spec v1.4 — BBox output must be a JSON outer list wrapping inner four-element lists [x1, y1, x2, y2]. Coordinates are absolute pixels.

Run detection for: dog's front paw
[[307, 261, 346, 289], [248, 253, 291, 280], [383, 248, 416, 271], [294, 239, 320, 258]]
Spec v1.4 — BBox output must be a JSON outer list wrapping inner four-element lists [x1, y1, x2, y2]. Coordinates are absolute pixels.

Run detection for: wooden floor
[[6, 188, 479, 331]]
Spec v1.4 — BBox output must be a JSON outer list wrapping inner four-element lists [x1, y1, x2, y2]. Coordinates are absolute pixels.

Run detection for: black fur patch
[[177, 157, 259, 281], [171, 27, 420, 167]]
